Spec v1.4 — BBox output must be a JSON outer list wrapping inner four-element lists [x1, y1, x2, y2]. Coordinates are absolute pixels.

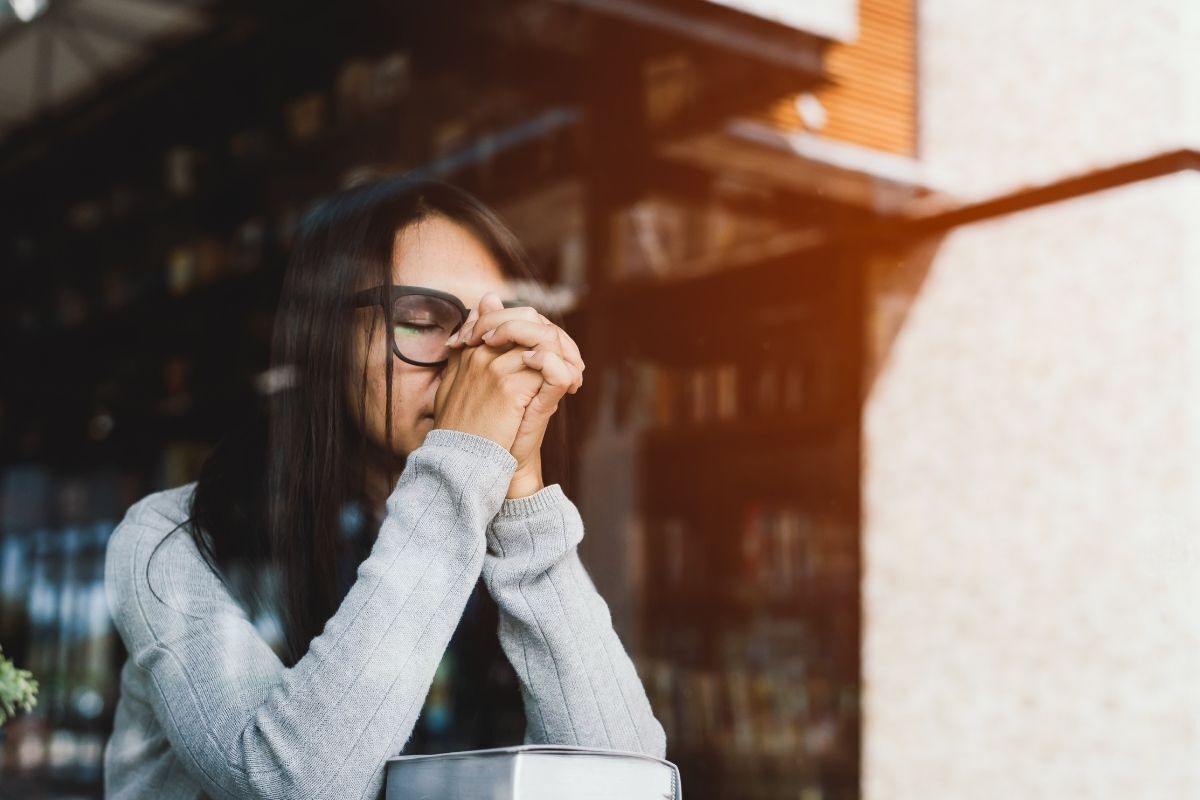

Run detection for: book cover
[[385, 744, 682, 800]]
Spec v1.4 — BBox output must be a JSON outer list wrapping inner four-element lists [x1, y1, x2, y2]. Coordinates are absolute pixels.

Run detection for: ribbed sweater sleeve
[[481, 483, 668, 759], [104, 428, 517, 800]]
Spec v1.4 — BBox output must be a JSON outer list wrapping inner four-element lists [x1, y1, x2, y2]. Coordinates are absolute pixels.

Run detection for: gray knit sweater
[[103, 428, 666, 799]]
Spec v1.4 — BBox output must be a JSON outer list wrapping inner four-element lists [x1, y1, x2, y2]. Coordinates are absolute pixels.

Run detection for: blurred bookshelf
[[0, 0, 927, 797], [573, 234, 863, 798]]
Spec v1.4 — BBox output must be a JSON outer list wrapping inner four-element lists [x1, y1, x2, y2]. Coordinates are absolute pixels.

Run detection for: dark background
[[0, 1, 883, 797]]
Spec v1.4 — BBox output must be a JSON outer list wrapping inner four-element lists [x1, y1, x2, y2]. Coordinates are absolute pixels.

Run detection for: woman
[[103, 177, 667, 799]]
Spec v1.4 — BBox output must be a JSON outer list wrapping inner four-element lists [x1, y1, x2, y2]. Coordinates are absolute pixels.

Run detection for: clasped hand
[[432, 291, 585, 496]]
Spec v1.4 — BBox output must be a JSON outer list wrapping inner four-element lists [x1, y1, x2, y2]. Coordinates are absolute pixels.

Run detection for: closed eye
[[395, 323, 440, 334]]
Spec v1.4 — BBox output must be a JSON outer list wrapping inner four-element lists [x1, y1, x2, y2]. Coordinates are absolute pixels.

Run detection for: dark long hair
[[182, 177, 570, 666]]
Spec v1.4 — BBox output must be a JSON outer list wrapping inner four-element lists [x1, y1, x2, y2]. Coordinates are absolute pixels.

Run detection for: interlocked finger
[[479, 318, 557, 348], [532, 313, 584, 374], [452, 302, 542, 347], [482, 320, 583, 392], [482, 318, 583, 377], [520, 349, 576, 404]]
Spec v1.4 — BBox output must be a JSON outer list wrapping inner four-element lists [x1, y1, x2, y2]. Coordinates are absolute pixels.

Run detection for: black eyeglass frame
[[351, 284, 525, 367]]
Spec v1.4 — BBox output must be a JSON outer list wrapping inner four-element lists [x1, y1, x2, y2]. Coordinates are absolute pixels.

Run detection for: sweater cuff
[[495, 483, 567, 519], [421, 428, 518, 472], [485, 484, 583, 565], [393, 428, 520, 531]]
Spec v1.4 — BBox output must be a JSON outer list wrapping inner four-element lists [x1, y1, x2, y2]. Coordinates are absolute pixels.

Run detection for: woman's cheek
[[386, 372, 428, 432]]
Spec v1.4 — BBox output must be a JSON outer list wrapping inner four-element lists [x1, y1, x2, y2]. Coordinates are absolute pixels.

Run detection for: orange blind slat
[[753, 0, 916, 157]]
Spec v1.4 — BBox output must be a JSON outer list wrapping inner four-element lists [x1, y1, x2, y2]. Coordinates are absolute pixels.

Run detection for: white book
[[385, 744, 683, 800]]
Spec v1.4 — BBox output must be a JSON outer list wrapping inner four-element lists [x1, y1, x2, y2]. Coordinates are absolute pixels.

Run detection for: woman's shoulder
[[106, 480, 250, 640], [105, 481, 201, 589], [125, 480, 198, 526]]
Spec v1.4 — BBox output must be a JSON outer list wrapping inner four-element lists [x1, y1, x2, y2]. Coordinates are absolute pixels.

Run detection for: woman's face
[[348, 213, 514, 458]]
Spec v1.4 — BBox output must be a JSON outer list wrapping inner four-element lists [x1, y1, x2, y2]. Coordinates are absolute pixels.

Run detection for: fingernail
[[482, 329, 495, 340], [522, 350, 536, 359], [446, 331, 459, 345]]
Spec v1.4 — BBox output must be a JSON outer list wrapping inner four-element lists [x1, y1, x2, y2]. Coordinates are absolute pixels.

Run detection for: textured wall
[[863, 171, 1200, 798], [918, 0, 1200, 200]]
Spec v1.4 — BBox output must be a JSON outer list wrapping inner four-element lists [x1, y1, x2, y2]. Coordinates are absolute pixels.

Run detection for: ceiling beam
[[62, 5, 156, 48], [34, 25, 53, 115], [57, 14, 108, 73]]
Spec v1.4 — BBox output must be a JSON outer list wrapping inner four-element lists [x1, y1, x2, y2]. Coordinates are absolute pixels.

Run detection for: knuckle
[[500, 373, 532, 397]]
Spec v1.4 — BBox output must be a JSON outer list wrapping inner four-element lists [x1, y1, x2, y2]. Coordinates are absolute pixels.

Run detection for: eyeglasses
[[351, 284, 526, 367]]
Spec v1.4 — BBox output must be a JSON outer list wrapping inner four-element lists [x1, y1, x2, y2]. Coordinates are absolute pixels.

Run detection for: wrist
[[428, 421, 513, 455], [507, 466, 545, 499]]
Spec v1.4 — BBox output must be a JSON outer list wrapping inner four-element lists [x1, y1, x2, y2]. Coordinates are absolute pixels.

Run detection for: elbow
[[234, 710, 388, 800], [234, 719, 330, 800], [235, 726, 308, 800], [619, 727, 667, 762], [614, 715, 668, 760], [645, 716, 668, 761]]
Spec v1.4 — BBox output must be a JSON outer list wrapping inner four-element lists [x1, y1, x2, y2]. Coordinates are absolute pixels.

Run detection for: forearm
[[481, 485, 667, 759], [110, 429, 517, 799]]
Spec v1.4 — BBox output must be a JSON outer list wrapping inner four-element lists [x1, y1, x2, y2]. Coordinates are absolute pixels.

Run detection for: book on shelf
[[603, 358, 828, 436], [335, 50, 412, 118], [740, 503, 814, 597], [385, 744, 682, 800], [636, 650, 852, 764]]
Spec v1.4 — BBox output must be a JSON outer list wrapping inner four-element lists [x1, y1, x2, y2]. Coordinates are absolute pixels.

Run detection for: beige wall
[[918, 0, 1200, 200], [863, 167, 1200, 797], [865, 3, 1200, 794]]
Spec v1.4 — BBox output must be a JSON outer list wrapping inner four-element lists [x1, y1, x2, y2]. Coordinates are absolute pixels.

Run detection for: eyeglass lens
[[391, 294, 462, 362]]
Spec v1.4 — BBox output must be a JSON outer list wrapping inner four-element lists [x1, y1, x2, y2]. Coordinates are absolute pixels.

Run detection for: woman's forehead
[[390, 216, 511, 307]]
